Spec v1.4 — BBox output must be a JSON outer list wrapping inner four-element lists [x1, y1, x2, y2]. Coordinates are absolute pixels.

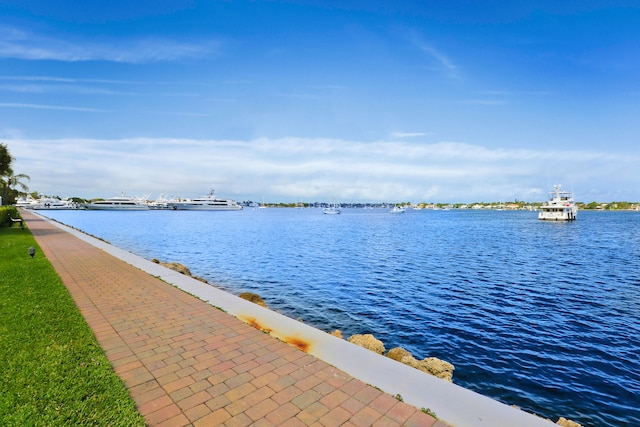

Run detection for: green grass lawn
[[0, 225, 145, 426]]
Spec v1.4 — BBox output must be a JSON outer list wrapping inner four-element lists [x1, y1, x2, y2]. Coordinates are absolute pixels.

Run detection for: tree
[[0, 143, 30, 205], [0, 143, 12, 177], [2, 169, 30, 205]]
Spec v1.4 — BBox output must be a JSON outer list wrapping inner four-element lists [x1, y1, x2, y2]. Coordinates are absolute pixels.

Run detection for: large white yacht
[[167, 189, 242, 211], [538, 185, 577, 221], [84, 193, 150, 210], [16, 196, 77, 209], [34, 198, 78, 210]]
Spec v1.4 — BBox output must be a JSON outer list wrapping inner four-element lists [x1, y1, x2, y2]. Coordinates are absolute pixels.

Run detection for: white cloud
[[400, 29, 459, 79], [0, 103, 105, 112], [0, 26, 220, 63], [389, 132, 431, 139], [0, 76, 136, 84], [7, 137, 640, 203]]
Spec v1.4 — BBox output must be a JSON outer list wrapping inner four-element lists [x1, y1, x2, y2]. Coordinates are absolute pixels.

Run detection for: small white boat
[[538, 185, 577, 221], [390, 206, 406, 214], [323, 204, 341, 215], [84, 193, 150, 210], [167, 189, 242, 211]]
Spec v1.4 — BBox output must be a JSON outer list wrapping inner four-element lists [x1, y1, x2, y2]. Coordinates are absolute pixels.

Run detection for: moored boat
[[538, 185, 577, 221], [322, 204, 341, 215], [15, 196, 38, 209], [167, 189, 242, 211], [84, 193, 150, 210], [32, 197, 78, 210]]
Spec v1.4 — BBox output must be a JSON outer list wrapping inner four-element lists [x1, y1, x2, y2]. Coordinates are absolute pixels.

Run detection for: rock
[[329, 330, 343, 339], [348, 334, 385, 354], [239, 292, 268, 308], [386, 347, 455, 382], [415, 357, 455, 382], [556, 417, 583, 427], [386, 347, 413, 362], [163, 262, 192, 276], [152, 259, 192, 275], [151, 259, 208, 283]]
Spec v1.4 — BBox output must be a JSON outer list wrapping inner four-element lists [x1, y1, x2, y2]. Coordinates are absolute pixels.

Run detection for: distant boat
[[32, 197, 78, 210], [390, 205, 406, 214], [148, 194, 175, 210], [15, 196, 37, 208], [538, 185, 577, 221], [323, 204, 341, 215], [167, 189, 242, 211], [84, 193, 150, 210]]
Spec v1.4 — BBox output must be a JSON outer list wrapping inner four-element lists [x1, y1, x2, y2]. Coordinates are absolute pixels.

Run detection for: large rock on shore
[[152, 259, 192, 275], [387, 346, 455, 382], [556, 417, 583, 427], [329, 330, 343, 339], [386, 346, 413, 362], [348, 334, 386, 354], [238, 292, 268, 308], [151, 259, 208, 283]]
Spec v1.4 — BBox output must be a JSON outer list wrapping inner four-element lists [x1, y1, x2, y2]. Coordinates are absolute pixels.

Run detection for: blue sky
[[2, 1, 639, 203]]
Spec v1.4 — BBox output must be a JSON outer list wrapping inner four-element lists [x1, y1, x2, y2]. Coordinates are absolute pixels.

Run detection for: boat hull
[[168, 204, 242, 211], [85, 204, 149, 210], [538, 209, 577, 221]]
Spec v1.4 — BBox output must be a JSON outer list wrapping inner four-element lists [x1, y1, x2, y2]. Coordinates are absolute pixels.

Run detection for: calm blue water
[[40, 208, 640, 426]]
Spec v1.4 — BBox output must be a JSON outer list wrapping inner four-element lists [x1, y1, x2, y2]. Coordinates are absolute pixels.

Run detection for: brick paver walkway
[[24, 211, 445, 427]]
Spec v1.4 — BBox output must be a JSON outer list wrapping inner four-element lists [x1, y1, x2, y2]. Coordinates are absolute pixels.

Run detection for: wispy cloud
[[389, 132, 432, 139], [416, 42, 457, 73], [0, 26, 221, 63], [0, 103, 105, 112], [148, 111, 212, 117], [400, 29, 459, 79], [0, 83, 135, 95], [460, 99, 507, 106], [476, 90, 551, 96], [0, 75, 137, 84], [0, 76, 201, 97], [8, 137, 639, 203]]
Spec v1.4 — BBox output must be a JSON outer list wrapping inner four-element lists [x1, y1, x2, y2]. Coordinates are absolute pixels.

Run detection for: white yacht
[[148, 194, 178, 210], [322, 204, 341, 215], [15, 196, 38, 209], [538, 185, 577, 221], [84, 193, 150, 210], [167, 189, 242, 211], [390, 205, 406, 214], [32, 197, 78, 210]]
